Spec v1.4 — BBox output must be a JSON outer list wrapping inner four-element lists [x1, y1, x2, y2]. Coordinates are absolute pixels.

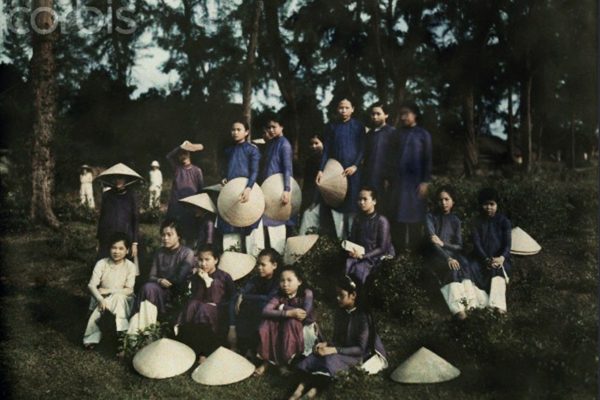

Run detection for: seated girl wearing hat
[[176, 245, 236, 364], [425, 186, 487, 319], [218, 120, 263, 256], [345, 187, 395, 284], [231, 248, 281, 358], [83, 232, 137, 350], [256, 266, 316, 376], [289, 275, 388, 400], [469, 188, 512, 314], [127, 220, 195, 334]]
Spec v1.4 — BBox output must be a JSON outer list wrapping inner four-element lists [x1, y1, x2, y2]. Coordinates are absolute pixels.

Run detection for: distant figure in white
[[149, 160, 163, 208], [80, 164, 95, 209]]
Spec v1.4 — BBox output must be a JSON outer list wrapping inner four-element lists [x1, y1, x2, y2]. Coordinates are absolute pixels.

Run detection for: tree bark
[[462, 86, 478, 176], [519, 74, 533, 172], [242, 0, 263, 131], [30, 0, 60, 228]]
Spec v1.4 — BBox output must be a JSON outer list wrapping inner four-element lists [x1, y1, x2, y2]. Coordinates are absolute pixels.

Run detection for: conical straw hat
[[217, 178, 265, 227], [218, 251, 256, 281], [203, 183, 223, 192], [133, 338, 196, 379], [317, 159, 347, 207], [179, 193, 217, 214], [510, 227, 541, 255], [191, 346, 255, 385], [391, 347, 460, 384], [96, 163, 143, 186], [261, 174, 302, 221], [283, 234, 319, 265]]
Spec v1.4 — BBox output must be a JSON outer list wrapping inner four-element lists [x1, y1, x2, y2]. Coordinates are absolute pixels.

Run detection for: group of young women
[[82, 98, 512, 398]]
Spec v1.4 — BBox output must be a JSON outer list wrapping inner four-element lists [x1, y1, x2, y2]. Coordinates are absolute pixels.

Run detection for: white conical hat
[[191, 347, 255, 385], [261, 174, 302, 221], [179, 193, 217, 214], [511, 227, 541, 255], [317, 159, 347, 207], [283, 234, 319, 265], [391, 347, 460, 384], [217, 178, 265, 227], [203, 183, 223, 192], [96, 163, 143, 186], [218, 251, 256, 281], [132, 338, 196, 379]]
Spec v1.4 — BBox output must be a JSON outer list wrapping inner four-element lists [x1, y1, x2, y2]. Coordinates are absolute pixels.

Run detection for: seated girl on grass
[[256, 266, 317, 376]]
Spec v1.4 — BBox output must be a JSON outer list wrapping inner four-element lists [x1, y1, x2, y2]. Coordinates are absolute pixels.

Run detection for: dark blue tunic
[[296, 308, 387, 377], [96, 188, 139, 259], [345, 212, 395, 283], [389, 126, 432, 223], [363, 124, 396, 195], [424, 212, 470, 284], [218, 141, 261, 234], [320, 118, 366, 213], [260, 135, 294, 227], [470, 213, 512, 291]]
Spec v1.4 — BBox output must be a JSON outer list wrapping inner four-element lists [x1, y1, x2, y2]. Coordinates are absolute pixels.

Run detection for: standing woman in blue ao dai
[[219, 120, 263, 256], [316, 98, 366, 240], [260, 117, 294, 253], [470, 188, 512, 313], [363, 103, 396, 205], [425, 186, 487, 319], [345, 187, 395, 284], [388, 102, 432, 251]]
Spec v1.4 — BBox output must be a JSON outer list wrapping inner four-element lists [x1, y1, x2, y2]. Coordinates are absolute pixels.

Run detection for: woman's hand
[[315, 171, 323, 185], [98, 299, 109, 312], [281, 191, 290, 205], [240, 187, 251, 203], [447, 258, 460, 270], [417, 182, 429, 199], [348, 249, 362, 259], [343, 165, 357, 177], [316, 346, 337, 357], [431, 234, 444, 247], [158, 278, 172, 288], [221, 178, 228, 186], [131, 243, 138, 258], [286, 308, 307, 321], [235, 295, 243, 314]]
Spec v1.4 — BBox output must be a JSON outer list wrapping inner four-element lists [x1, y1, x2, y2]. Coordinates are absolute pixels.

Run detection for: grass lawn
[[0, 172, 597, 399]]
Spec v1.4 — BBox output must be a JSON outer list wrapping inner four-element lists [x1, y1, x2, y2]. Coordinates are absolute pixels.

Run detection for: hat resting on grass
[[510, 227, 541, 255], [317, 159, 347, 208], [95, 163, 143, 187], [191, 347, 255, 385], [133, 338, 195, 379], [179, 193, 217, 214], [217, 178, 265, 227], [283, 234, 319, 265], [391, 347, 460, 384], [261, 173, 302, 221], [218, 251, 256, 281]]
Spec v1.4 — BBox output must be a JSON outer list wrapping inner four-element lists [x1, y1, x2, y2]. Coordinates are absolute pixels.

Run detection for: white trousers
[[266, 225, 287, 254], [440, 279, 488, 315], [299, 204, 320, 235], [222, 220, 265, 257], [331, 210, 354, 240], [488, 276, 507, 312], [80, 183, 95, 209], [83, 293, 133, 344], [149, 186, 161, 208], [127, 300, 158, 335]]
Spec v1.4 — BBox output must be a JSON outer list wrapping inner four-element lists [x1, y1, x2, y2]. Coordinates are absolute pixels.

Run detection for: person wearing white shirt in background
[[149, 160, 163, 208], [80, 164, 95, 209]]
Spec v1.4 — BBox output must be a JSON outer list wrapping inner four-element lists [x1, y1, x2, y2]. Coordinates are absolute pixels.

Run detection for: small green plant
[[118, 322, 170, 358]]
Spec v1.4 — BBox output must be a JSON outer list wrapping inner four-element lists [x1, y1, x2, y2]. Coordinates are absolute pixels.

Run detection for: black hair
[[399, 101, 420, 118], [108, 232, 131, 249], [278, 265, 308, 295], [370, 102, 389, 115], [160, 219, 180, 236], [264, 116, 283, 127], [478, 187, 499, 206], [336, 274, 360, 295], [435, 185, 457, 210], [359, 185, 378, 202], [232, 119, 250, 131], [258, 248, 282, 266], [196, 244, 221, 260]]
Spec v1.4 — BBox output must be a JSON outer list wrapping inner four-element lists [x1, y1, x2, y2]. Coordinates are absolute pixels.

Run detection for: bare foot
[[253, 362, 268, 376], [289, 383, 305, 400], [198, 355, 207, 364], [305, 387, 318, 399]]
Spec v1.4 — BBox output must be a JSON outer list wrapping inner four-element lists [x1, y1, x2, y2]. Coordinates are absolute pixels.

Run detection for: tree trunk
[[367, 0, 388, 104], [519, 74, 533, 172], [507, 88, 515, 163], [462, 86, 478, 176], [242, 0, 263, 131], [30, 0, 60, 228]]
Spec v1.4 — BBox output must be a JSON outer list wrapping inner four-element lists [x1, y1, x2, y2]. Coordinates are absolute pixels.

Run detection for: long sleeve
[[352, 123, 366, 168], [247, 145, 260, 188], [110, 261, 136, 296], [443, 218, 463, 252], [148, 254, 160, 282], [319, 125, 332, 171], [422, 129, 432, 182], [87, 261, 106, 303], [96, 192, 108, 239], [131, 193, 139, 243], [224, 273, 236, 325], [499, 216, 512, 259], [282, 140, 293, 191], [195, 167, 204, 192], [335, 312, 369, 357], [262, 296, 287, 319], [302, 289, 314, 322], [176, 250, 195, 286], [472, 221, 488, 261], [166, 146, 180, 169], [425, 213, 436, 237]]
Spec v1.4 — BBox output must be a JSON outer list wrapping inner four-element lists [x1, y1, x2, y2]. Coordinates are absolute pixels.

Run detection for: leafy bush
[[119, 322, 170, 358]]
